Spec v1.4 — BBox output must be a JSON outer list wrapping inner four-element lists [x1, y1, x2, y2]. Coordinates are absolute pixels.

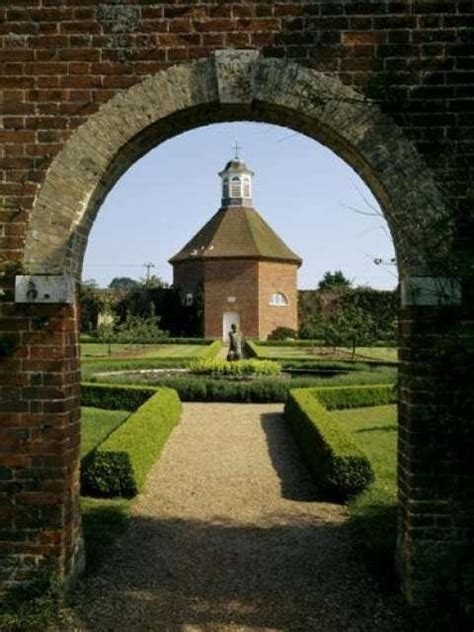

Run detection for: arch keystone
[[214, 49, 259, 103]]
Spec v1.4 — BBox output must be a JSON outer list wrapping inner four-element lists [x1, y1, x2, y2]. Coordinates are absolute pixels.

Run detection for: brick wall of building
[[258, 261, 299, 339], [203, 259, 259, 338]]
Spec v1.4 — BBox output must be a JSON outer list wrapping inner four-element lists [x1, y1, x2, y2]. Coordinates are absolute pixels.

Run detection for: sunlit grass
[[81, 407, 130, 458], [81, 342, 211, 359], [253, 343, 397, 362]]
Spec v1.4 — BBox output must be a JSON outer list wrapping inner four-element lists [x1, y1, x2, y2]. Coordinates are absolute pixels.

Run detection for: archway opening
[[78, 119, 400, 608]]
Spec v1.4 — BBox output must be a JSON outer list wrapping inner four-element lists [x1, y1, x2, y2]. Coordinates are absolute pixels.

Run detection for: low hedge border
[[83, 369, 397, 404], [81, 386, 182, 498], [200, 340, 223, 359], [285, 385, 396, 501], [82, 382, 157, 410]]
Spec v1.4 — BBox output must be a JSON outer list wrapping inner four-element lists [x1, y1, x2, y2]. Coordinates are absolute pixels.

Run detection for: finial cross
[[233, 141, 242, 159]]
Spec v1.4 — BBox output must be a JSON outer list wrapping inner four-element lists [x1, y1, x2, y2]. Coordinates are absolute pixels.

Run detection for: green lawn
[[335, 404, 398, 579], [81, 406, 130, 458], [253, 343, 397, 363], [339, 347, 398, 362], [81, 342, 210, 359], [336, 404, 397, 497]]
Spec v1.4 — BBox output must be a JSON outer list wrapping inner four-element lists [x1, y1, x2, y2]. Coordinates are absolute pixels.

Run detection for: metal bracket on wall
[[15, 274, 75, 304]]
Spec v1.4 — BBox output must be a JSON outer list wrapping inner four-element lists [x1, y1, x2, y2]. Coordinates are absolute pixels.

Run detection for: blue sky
[[83, 122, 397, 290]]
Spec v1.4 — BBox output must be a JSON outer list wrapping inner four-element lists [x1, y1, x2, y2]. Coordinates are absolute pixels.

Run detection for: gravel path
[[73, 403, 411, 631]]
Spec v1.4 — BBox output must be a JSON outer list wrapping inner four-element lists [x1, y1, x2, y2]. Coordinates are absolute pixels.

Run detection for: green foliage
[[115, 311, 168, 343], [189, 357, 281, 377], [81, 383, 157, 410], [316, 384, 397, 410], [79, 282, 103, 333], [108, 276, 139, 292], [84, 366, 396, 404], [298, 287, 397, 343], [317, 270, 352, 290], [81, 387, 181, 497], [0, 569, 69, 632], [115, 285, 203, 337], [283, 386, 398, 501], [267, 326, 298, 341]]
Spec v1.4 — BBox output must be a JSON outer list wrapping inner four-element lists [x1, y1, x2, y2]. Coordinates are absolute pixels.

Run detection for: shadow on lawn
[[356, 424, 398, 434]]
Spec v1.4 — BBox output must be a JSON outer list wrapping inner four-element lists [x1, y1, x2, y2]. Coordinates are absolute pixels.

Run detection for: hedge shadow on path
[[260, 411, 320, 502]]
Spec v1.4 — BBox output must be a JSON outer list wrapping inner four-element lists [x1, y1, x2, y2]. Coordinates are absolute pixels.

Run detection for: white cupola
[[218, 144, 254, 208]]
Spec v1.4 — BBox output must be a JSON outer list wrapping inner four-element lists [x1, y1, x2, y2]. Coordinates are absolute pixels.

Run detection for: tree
[[323, 305, 376, 360], [317, 270, 352, 291], [140, 274, 167, 288], [79, 281, 102, 333], [109, 277, 139, 292], [115, 312, 168, 345]]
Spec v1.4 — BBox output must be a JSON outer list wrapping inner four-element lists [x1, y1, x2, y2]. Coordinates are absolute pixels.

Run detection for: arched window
[[230, 176, 241, 197], [222, 178, 229, 198], [270, 292, 288, 306]]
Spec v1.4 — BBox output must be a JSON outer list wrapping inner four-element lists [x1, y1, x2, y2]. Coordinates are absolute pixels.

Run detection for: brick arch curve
[[24, 51, 448, 280]]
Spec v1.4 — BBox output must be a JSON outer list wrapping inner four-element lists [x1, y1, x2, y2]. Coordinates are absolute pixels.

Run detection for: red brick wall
[[203, 259, 259, 338], [258, 261, 298, 339], [0, 0, 472, 258]]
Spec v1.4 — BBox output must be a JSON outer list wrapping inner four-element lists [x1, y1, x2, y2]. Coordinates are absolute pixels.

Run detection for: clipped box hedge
[[81, 387, 181, 498], [81, 382, 157, 410], [284, 385, 395, 501]]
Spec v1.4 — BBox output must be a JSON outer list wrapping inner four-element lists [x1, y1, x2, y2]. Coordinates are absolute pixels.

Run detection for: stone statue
[[227, 322, 243, 361]]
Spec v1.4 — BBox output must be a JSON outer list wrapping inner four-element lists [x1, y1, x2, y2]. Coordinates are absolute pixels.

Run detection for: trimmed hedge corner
[[284, 385, 396, 501], [81, 387, 181, 498]]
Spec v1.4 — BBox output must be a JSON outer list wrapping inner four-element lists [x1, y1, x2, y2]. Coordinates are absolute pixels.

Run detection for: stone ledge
[[15, 274, 76, 304]]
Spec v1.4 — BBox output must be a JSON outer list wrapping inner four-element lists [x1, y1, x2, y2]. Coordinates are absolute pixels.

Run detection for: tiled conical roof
[[169, 206, 301, 265]]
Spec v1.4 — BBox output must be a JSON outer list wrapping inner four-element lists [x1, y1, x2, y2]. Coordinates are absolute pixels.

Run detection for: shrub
[[315, 384, 397, 410], [83, 368, 397, 405], [81, 383, 156, 410], [81, 387, 181, 497], [189, 358, 281, 377], [284, 386, 386, 501], [268, 326, 298, 341]]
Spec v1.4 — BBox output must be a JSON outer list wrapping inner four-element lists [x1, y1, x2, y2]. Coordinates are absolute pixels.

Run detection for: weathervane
[[233, 141, 242, 159]]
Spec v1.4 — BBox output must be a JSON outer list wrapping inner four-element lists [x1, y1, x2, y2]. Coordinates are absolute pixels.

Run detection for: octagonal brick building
[[169, 155, 302, 340]]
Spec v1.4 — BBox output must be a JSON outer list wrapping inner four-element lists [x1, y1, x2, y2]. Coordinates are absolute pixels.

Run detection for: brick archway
[[3, 51, 470, 610], [24, 51, 448, 281]]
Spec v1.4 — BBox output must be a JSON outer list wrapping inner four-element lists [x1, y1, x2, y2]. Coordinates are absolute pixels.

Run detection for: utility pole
[[144, 261, 155, 283]]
